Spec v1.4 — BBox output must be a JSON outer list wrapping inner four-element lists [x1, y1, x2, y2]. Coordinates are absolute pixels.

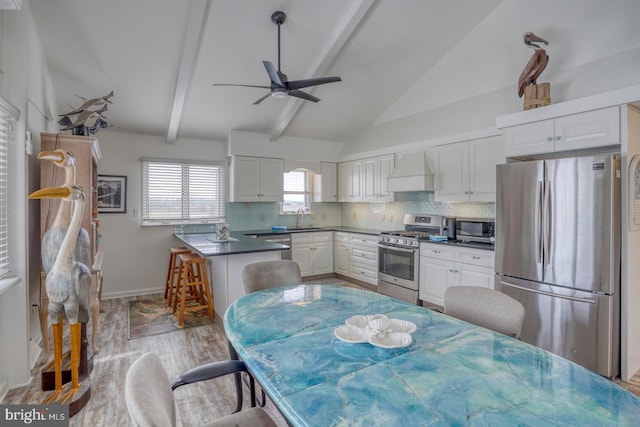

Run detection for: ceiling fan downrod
[[271, 11, 286, 72]]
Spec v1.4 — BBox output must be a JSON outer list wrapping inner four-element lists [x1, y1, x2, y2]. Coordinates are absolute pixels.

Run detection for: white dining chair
[[124, 352, 277, 427], [444, 286, 525, 339]]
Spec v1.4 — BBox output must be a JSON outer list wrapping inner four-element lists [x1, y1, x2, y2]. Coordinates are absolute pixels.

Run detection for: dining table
[[223, 284, 640, 426]]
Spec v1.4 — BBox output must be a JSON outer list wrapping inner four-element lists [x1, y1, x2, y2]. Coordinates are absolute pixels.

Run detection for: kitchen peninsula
[[174, 232, 288, 317]]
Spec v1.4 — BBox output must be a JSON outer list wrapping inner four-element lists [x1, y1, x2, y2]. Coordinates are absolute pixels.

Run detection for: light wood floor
[[3, 292, 640, 426], [2, 295, 288, 426]]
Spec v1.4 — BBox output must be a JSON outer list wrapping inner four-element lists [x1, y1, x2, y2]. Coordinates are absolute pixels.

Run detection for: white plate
[[368, 332, 413, 348], [334, 324, 370, 343], [389, 319, 417, 334]]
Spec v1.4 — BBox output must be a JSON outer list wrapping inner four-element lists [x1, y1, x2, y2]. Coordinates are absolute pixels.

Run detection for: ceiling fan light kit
[[214, 10, 341, 104]]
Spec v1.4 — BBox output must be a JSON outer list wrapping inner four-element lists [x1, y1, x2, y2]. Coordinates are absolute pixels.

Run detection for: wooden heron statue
[[38, 150, 92, 354], [29, 184, 91, 403], [518, 32, 549, 98], [39, 150, 91, 273]]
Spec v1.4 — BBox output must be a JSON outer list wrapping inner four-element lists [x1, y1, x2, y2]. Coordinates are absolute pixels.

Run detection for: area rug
[[127, 294, 215, 339]]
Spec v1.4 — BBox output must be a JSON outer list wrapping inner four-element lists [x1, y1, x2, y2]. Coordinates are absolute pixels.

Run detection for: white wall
[[0, 0, 60, 392], [94, 131, 227, 298], [228, 130, 344, 161], [342, 0, 640, 157]]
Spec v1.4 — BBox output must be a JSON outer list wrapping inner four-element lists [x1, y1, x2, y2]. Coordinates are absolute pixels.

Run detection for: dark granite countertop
[[240, 226, 380, 237], [174, 232, 289, 257]]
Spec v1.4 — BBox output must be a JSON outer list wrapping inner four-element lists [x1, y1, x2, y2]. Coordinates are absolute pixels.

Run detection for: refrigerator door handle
[[500, 280, 597, 304], [535, 181, 543, 264], [542, 180, 552, 265]]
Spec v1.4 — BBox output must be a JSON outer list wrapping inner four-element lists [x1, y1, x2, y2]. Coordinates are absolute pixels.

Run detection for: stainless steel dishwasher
[[257, 234, 292, 260]]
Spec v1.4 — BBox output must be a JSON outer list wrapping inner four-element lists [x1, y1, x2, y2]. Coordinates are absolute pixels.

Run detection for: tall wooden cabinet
[[39, 132, 104, 354]]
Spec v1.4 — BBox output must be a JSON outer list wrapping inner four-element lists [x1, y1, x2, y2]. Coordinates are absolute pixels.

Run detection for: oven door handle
[[377, 244, 416, 253]]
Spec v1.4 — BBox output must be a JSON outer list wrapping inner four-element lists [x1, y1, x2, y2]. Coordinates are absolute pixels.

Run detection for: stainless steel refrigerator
[[495, 154, 620, 378]]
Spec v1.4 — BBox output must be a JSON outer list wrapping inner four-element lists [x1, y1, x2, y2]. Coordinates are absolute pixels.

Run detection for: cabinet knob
[[555, 135, 561, 141], [472, 255, 481, 259], [433, 250, 440, 253], [546, 136, 553, 142]]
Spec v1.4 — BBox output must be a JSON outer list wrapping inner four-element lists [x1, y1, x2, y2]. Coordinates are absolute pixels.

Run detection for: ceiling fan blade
[[286, 76, 342, 91], [213, 83, 272, 89], [262, 61, 284, 87], [252, 93, 272, 105], [288, 90, 320, 103]]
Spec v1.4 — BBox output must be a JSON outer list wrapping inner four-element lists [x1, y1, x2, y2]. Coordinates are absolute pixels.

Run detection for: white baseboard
[[29, 338, 42, 371]]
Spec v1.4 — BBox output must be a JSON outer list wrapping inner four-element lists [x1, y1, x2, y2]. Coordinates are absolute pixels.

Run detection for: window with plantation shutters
[[0, 98, 19, 278], [141, 158, 226, 225]]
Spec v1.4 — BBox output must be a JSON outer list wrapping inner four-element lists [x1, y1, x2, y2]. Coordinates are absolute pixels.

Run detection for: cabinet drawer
[[419, 243, 455, 261], [335, 232, 349, 244], [292, 233, 313, 244], [312, 232, 333, 242], [350, 261, 378, 284], [349, 234, 378, 246], [455, 247, 495, 268], [350, 247, 377, 265]]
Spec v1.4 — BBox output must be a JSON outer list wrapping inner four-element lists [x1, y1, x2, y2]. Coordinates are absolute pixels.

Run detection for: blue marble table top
[[224, 285, 640, 426]]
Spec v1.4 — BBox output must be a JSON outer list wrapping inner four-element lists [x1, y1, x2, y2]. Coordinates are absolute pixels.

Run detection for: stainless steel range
[[377, 214, 455, 304]]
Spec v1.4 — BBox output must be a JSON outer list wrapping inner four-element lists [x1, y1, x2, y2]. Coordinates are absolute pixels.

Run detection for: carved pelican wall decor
[[518, 32, 549, 98], [29, 184, 91, 403]]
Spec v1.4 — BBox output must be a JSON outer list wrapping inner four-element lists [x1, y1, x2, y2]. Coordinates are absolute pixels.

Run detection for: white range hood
[[387, 151, 434, 192]]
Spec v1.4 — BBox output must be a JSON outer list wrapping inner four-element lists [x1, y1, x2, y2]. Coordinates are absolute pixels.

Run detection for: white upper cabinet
[[434, 135, 505, 202], [504, 106, 620, 157], [363, 154, 394, 202], [338, 160, 363, 202], [313, 162, 338, 202], [229, 156, 284, 202]]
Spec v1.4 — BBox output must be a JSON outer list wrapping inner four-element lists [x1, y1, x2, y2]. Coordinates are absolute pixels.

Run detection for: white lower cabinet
[[333, 231, 378, 285], [292, 232, 334, 277], [348, 233, 378, 285], [419, 242, 494, 307], [334, 232, 350, 276]]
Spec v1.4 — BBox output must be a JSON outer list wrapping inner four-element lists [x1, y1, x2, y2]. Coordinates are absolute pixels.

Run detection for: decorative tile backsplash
[[340, 192, 495, 231], [225, 202, 342, 231], [211, 193, 494, 232]]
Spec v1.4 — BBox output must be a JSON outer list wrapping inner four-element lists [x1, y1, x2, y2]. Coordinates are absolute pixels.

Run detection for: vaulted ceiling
[[28, 0, 640, 147]]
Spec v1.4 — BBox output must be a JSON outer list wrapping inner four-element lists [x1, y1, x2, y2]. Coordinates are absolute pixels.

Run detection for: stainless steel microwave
[[455, 217, 495, 244]]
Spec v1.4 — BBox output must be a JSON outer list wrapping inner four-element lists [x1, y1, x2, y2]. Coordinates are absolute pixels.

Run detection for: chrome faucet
[[296, 208, 305, 228]]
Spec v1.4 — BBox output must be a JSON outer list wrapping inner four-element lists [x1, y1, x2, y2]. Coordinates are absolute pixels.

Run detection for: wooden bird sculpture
[[38, 150, 93, 355], [39, 150, 91, 273], [29, 184, 91, 403], [518, 32, 549, 98], [58, 90, 114, 135], [60, 90, 114, 117]]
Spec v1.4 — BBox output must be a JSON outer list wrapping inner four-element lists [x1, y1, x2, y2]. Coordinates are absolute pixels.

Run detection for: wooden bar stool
[[165, 247, 192, 308], [173, 253, 215, 327]]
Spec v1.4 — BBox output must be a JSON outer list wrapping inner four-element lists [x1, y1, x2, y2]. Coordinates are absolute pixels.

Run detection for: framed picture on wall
[[97, 175, 127, 213]]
